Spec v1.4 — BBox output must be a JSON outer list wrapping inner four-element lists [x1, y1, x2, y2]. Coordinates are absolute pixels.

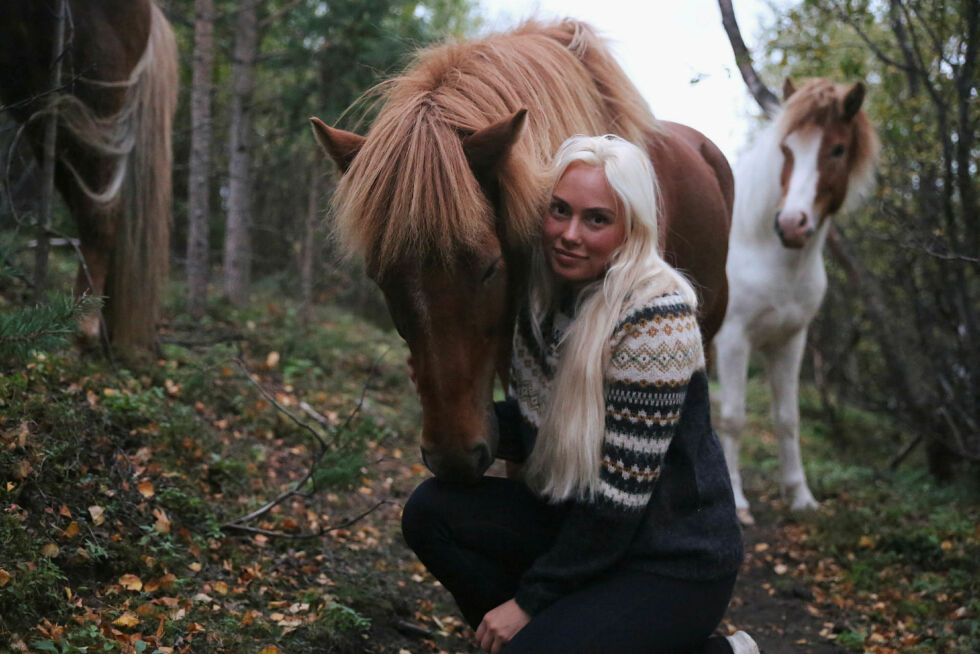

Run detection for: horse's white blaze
[[780, 128, 823, 233]]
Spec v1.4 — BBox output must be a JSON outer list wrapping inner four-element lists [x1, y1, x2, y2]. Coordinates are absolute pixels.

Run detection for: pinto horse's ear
[[782, 77, 797, 101], [310, 117, 365, 174], [462, 109, 528, 181], [842, 82, 865, 122]]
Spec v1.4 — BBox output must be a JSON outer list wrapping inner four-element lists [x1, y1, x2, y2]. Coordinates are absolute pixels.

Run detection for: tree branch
[[717, 0, 781, 117]]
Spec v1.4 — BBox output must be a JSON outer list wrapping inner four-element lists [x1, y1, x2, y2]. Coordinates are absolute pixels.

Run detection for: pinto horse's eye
[[830, 144, 846, 158], [482, 257, 501, 285]]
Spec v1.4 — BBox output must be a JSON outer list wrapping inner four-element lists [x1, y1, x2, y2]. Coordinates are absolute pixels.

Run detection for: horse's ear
[[842, 82, 865, 122], [462, 109, 528, 180], [782, 78, 797, 101], [310, 117, 365, 174]]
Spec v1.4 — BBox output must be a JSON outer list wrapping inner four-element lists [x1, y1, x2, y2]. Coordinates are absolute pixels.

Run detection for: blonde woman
[[402, 135, 754, 654]]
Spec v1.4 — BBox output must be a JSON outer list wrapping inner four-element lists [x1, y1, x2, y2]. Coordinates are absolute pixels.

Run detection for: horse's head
[[774, 78, 878, 248], [311, 110, 532, 483]]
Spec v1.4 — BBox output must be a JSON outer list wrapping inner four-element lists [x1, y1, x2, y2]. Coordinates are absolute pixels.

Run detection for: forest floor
[[1, 291, 978, 654]]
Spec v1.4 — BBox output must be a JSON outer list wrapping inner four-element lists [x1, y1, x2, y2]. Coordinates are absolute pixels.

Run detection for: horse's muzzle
[[420, 443, 493, 484]]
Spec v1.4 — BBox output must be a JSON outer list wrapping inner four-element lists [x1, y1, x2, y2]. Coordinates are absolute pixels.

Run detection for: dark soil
[[726, 497, 847, 654]]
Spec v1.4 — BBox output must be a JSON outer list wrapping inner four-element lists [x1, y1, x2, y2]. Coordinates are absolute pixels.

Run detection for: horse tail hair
[[527, 19, 662, 147], [106, 4, 178, 352]]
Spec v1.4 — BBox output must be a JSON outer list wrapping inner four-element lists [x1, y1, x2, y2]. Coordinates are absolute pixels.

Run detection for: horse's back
[[0, 1, 152, 118], [649, 122, 733, 345]]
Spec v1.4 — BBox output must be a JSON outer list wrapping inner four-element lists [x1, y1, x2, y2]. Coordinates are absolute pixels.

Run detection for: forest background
[[0, 1, 977, 653]]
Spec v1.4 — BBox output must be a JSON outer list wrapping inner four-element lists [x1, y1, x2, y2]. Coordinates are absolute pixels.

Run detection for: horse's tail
[[527, 19, 662, 147], [106, 4, 178, 352]]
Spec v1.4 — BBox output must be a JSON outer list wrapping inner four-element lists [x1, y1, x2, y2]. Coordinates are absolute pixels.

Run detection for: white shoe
[[725, 630, 760, 654]]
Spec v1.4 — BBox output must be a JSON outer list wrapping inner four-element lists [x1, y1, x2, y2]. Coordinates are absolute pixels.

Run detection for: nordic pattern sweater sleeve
[[513, 293, 705, 616]]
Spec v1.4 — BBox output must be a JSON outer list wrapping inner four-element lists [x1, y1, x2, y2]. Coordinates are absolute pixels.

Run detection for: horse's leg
[[74, 238, 110, 344], [714, 323, 754, 525], [765, 330, 818, 512]]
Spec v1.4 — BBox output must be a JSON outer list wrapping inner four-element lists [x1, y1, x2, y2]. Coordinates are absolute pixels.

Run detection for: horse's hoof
[[790, 495, 819, 513], [737, 508, 756, 525]]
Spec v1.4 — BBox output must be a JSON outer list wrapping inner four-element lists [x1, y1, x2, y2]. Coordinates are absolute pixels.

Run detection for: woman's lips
[[553, 248, 586, 264]]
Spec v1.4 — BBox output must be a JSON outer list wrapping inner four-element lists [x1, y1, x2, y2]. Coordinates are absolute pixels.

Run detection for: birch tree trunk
[[34, 0, 67, 301], [223, 2, 258, 307], [300, 158, 320, 322], [186, 0, 214, 317]]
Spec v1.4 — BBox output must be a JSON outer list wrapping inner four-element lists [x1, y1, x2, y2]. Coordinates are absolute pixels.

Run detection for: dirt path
[[725, 497, 847, 654]]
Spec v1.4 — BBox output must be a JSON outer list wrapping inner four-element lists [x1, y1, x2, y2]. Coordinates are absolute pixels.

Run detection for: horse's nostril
[[469, 443, 492, 471], [798, 213, 807, 227]]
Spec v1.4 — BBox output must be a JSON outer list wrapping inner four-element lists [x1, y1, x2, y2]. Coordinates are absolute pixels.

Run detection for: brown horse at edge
[[0, 0, 177, 353], [312, 20, 733, 482]]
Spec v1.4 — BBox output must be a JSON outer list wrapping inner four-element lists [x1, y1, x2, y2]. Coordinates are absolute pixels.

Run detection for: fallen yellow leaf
[[214, 581, 229, 595], [62, 521, 80, 539], [266, 351, 280, 368], [0, 568, 10, 587], [119, 574, 143, 592], [153, 508, 170, 534], [59, 505, 72, 518], [137, 481, 155, 498], [41, 543, 60, 558], [113, 612, 140, 628], [259, 647, 280, 654], [88, 505, 105, 526]]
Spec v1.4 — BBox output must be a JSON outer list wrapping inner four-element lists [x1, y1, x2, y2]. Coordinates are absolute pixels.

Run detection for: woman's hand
[[475, 599, 531, 653]]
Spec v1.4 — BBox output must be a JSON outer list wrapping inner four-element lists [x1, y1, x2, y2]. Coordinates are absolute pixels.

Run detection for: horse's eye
[[831, 144, 846, 157], [482, 258, 501, 284]]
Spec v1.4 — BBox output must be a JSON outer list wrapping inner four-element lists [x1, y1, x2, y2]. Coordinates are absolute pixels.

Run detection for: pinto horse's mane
[[776, 78, 880, 212], [331, 19, 661, 273]]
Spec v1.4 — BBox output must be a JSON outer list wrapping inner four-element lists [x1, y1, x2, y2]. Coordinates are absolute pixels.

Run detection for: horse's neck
[[732, 126, 785, 247]]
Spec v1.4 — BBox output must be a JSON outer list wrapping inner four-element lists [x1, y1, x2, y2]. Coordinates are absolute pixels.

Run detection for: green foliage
[[0, 293, 102, 365]]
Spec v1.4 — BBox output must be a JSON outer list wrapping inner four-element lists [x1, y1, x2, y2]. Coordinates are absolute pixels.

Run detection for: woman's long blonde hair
[[523, 134, 698, 502]]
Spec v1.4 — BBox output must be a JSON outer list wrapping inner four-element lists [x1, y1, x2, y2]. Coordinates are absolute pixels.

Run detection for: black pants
[[401, 476, 737, 653]]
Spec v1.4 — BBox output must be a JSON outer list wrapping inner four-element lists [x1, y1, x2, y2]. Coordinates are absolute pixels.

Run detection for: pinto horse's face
[[775, 81, 867, 248], [310, 111, 528, 483]]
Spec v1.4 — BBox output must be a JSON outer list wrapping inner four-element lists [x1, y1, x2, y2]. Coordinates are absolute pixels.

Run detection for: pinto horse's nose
[[774, 210, 813, 249], [420, 443, 493, 484]]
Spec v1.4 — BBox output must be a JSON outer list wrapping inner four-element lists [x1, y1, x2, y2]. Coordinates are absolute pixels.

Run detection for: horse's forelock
[[332, 99, 493, 275]]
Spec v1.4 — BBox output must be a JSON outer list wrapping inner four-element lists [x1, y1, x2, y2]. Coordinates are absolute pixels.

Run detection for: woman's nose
[[561, 218, 582, 243]]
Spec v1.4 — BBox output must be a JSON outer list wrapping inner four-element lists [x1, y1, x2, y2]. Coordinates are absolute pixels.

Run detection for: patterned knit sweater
[[499, 289, 743, 616]]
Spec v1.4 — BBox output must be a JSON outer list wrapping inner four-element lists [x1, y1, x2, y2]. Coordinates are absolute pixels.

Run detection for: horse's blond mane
[[331, 19, 661, 273], [778, 79, 880, 208]]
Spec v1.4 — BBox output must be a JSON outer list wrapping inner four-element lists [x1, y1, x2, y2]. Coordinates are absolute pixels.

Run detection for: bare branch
[[717, 0, 781, 117], [235, 356, 328, 454], [223, 347, 390, 531], [221, 499, 392, 539]]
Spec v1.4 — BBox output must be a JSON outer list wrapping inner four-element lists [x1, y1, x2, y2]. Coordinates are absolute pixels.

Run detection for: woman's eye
[[549, 201, 569, 217]]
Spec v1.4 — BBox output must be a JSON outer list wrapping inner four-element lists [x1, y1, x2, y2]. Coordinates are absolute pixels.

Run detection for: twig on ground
[[221, 499, 392, 539], [222, 347, 391, 535]]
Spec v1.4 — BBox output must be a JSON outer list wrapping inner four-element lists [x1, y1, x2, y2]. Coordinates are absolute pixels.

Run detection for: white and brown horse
[[714, 78, 879, 523], [0, 0, 177, 353]]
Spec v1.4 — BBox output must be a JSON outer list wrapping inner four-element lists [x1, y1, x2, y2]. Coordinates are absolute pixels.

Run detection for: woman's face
[[542, 162, 627, 284]]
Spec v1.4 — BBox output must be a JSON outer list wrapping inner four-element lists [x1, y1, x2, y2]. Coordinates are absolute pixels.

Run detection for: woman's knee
[[400, 477, 446, 551]]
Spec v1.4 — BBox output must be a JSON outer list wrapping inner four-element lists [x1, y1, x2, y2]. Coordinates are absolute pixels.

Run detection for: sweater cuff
[[513, 583, 560, 617]]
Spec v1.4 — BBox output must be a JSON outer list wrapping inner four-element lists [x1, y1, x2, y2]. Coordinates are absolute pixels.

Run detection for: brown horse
[[312, 20, 733, 482], [0, 0, 177, 353]]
